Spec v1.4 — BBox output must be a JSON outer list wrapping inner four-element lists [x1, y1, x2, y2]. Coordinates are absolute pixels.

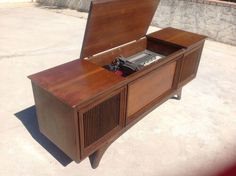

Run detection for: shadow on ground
[[35, 3, 67, 10], [15, 106, 72, 166], [35, 2, 89, 12]]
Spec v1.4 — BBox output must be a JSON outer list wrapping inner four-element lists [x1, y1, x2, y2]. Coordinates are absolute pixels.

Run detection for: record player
[[28, 0, 207, 169]]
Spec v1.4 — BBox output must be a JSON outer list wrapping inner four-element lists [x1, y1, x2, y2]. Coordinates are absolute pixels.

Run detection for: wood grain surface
[[81, 0, 160, 58], [29, 59, 125, 107], [32, 83, 80, 161], [147, 27, 207, 49], [127, 61, 176, 118]]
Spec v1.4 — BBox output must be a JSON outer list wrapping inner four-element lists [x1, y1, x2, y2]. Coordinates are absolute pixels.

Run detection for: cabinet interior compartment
[[88, 37, 182, 77]]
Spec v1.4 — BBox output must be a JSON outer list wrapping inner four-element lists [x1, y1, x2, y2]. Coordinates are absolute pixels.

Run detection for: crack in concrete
[[0, 45, 80, 60], [0, 54, 26, 60]]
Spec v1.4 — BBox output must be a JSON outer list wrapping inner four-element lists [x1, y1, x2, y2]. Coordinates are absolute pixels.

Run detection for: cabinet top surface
[[28, 60, 125, 107], [147, 27, 207, 48], [80, 0, 160, 58]]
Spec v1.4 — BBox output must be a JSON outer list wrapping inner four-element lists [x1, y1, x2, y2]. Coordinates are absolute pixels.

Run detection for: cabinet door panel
[[179, 45, 204, 87], [127, 61, 176, 120]]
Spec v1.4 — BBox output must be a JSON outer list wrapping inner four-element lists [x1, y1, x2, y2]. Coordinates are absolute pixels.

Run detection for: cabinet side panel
[[32, 83, 79, 161]]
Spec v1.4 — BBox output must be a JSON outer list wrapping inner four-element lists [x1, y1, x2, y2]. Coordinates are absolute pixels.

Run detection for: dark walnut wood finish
[[81, 0, 160, 58], [28, 0, 207, 169]]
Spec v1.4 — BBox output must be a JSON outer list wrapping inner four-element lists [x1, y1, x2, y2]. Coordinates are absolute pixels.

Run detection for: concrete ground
[[1, 3, 236, 176]]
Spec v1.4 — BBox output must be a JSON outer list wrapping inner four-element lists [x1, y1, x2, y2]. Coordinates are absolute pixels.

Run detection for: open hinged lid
[[80, 0, 160, 58]]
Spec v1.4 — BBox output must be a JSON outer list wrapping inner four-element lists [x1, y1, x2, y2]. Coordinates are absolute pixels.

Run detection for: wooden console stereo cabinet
[[28, 0, 207, 169]]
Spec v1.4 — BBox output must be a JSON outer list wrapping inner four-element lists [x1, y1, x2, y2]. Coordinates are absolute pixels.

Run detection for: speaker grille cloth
[[83, 94, 120, 147]]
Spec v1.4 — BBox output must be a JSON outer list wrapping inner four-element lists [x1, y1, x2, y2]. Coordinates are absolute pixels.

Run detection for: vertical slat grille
[[83, 94, 120, 147]]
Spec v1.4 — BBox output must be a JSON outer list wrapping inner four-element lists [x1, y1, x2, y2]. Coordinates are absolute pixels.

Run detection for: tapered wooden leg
[[171, 88, 182, 100], [89, 143, 111, 169]]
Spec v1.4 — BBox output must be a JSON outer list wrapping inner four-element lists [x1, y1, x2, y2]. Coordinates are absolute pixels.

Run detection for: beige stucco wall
[[34, 0, 236, 45], [153, 0, 236, 46], [36, 0, 91, 11], [0, 0, 34, 2]]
